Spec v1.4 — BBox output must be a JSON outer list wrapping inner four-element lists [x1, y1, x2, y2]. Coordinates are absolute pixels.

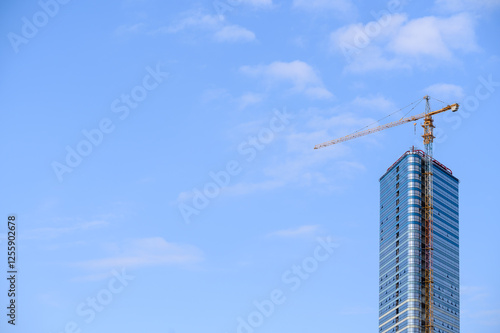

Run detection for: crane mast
[[315, 96, 459, 333], [422, 96, 434, 333]]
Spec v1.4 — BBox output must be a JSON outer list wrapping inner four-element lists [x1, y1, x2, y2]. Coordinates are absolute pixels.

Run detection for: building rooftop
[[380, 146, 457, 181]]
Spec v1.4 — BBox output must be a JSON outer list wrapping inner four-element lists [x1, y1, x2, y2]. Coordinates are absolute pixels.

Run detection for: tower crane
[[314, 96, 459, 333]]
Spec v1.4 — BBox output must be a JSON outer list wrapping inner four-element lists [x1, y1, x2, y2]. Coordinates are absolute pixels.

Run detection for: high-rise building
[[378, 148, 460, 333]]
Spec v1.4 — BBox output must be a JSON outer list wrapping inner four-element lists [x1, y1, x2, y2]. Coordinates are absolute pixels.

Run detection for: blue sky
[[1, 0, 499, 332]]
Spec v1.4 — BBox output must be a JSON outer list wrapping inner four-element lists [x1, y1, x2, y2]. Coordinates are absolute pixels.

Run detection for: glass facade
[[379, 149, 459, 333]]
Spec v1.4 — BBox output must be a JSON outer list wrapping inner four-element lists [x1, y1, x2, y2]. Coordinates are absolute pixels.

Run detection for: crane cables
[[349, 97, 423, 137]]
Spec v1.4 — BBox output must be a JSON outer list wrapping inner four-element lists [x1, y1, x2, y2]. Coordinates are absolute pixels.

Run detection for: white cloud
[[423, 83, 465, 102], [245, 111, 374, 191], [291, 36, 307, 48], [236, 104, 379, 193], [304, 86, 335, 99], [329, 13, 408, 71], [240, 60, 333, 99], [114, 23, 144, 36], [172, 110, 364, 202], [159, 10, 223, 33], [307, 112, 378, 137], [266, 225, 320, 238], [389, 18, 452, 58], [153, 9, 256, 43], [330, 13, 479, 72], [343, 46, 410, 73], [239, 92, 264, 109], [214, 25, 256, 42], [293, 0, 355, 15], [241, 61, 318, 86], [351, 95, 396, 113], [160, 10, 220, 33], [201, 88, 231, 104], [388, 13, 478, 58], [173, 97, 389, 200], [24, 220, 108, 240], [74, 237, 203, 271], [257, 97, 397, 190]]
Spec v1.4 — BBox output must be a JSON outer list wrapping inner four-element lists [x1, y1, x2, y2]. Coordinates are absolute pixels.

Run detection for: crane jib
[[314, 103, 459, 150]]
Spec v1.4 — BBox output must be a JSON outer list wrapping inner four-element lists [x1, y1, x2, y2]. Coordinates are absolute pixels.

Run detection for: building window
[[396, 182, 400, 189], [396, 215, 400, 222], [396, 241, 399, 247], [396, 257, 399, 263], [396, 174, 400, 180], [396, 191, 400, 197], [396, 199, 399, 205], [396, 166, 399, 172], [396, 224, 399, 230], [396, 232, 399, 238], [396, 249, 399, 255], [396, 207, 399, 213]]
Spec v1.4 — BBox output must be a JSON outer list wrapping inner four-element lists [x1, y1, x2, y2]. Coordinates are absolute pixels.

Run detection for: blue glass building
[[379, 149, 459, 333]]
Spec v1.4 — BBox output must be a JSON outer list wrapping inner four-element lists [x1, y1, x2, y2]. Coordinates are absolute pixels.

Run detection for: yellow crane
[[314, 97, 459, 150], [314, 96, 459, 333]]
